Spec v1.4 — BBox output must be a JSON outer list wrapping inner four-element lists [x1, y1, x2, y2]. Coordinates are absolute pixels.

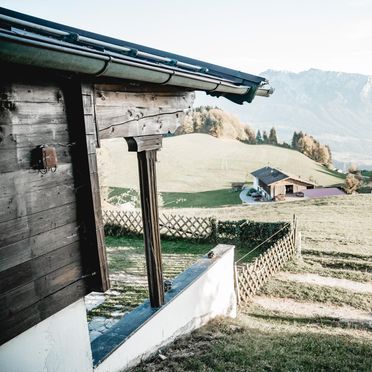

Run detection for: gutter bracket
[[95, 56, 112, 77]]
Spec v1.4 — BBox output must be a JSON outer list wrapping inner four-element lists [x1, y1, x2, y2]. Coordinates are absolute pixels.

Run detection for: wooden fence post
[[292, 214, 301, 259]]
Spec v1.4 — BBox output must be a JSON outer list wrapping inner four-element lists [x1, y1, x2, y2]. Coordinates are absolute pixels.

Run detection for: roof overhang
[[0, 7, 274, 104]]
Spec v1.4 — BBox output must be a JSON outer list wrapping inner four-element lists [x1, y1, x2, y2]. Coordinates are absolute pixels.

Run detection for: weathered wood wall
[[0, 75, 194, 345], [0, 78, 107, 345]]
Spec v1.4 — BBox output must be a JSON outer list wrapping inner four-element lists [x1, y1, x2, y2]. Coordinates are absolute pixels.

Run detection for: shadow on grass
[[248, 313, 371, 331], [303, 249, 372, 261]]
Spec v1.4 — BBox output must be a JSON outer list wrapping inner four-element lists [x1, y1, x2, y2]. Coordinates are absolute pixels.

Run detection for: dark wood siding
[[0, 76, 108, 345]]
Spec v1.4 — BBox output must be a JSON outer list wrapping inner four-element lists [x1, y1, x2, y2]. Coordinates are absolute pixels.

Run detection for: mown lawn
[[108, 187, 242, 208], [134, 317, 372, 372]]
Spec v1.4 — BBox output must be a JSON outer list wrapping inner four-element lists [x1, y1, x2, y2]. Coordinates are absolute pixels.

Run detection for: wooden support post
[[126, 135, 164, 307]]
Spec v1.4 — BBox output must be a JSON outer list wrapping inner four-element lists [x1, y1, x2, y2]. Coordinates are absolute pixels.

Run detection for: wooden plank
[[0, 241, 81, 295], [0, 221, 79, 272], [83, 86, 109, 291], [64, 81, 109, 292], [0, 202, 77, 248], [0, 82, 65, 103], [94, 90, 194, 139], [0, 164, 74, 198], [0, 124, 70, 147], [0, 101, 67, 126], [0, 278, 89, 345], [0, 259, 84, 321], [0, 181, 76, 223]]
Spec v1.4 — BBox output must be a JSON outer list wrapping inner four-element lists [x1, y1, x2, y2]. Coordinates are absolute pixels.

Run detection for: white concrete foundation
[[95, 244, 236, 372]]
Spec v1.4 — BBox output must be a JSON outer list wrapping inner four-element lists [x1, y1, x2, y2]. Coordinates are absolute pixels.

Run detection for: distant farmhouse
[[251, 167, 315, 200]]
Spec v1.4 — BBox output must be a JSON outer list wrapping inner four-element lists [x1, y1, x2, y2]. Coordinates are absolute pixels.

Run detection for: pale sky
[[1, 0, 371, 76]]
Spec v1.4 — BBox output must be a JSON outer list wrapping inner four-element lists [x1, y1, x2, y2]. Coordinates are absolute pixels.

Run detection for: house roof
[[251, 166, 316, 186], [0, 7, 274, 104], [251, 167, 289, 185]]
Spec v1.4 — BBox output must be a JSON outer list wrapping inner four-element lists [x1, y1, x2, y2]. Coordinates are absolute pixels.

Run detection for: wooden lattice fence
[[103, 210, 213, 240], [235, 221, 298, 305], [103, 209, 288, 244]]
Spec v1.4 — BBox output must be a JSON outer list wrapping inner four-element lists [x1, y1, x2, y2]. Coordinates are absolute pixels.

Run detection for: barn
[[251, 166, 315, 200], [0, 7, 273, 371]]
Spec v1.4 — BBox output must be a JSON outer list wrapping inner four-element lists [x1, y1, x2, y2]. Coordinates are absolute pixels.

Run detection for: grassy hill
[[98, 133, 344, 193]]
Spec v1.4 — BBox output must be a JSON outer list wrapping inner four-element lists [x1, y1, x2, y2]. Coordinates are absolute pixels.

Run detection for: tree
[[256, 129, 263, 144], [245, 127, 256, 144], [269, 127, 278, 145], [344, 174, 361, 194], [262, 130, 269, 144], [291, 131, 299, 149]]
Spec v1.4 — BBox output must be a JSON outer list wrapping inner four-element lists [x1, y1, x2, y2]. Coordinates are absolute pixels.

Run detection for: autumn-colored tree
[[344, 174, 362, 194], [177, 106, 256, 142]]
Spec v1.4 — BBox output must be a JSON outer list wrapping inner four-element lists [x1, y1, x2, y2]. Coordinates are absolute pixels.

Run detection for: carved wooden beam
[[94, 90, 194, 139]]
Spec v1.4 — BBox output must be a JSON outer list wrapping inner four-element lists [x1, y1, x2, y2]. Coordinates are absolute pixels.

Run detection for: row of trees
[[255, 128, 278, 145], [178, 106, 333, 166]]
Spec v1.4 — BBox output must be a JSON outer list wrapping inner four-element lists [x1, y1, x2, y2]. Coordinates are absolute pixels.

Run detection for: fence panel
[[236, 227, 296, 304], [103, 210, 213, 240]]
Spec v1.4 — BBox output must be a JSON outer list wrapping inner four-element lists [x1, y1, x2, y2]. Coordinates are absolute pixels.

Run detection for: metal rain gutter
[[0, 29, 250, 96], [0, 12, 274, 101]]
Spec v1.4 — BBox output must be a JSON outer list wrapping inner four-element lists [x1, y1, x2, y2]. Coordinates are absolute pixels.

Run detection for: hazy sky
[[1, 0, 371, 76]]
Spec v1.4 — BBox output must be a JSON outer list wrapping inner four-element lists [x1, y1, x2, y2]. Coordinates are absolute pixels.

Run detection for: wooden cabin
[[0, 7, 273, 370], [251, 166, 315, 200]]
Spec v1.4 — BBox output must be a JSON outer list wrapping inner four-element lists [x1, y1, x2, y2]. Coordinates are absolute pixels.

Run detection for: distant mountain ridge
[[195, 69, 372, 168]]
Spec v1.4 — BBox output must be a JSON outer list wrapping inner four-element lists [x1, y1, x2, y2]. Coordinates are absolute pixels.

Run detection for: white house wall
[[0, 299, 93, 372]]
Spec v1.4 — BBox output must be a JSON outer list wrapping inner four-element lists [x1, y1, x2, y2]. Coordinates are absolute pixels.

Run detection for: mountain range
[[195, 69, 372, 169]]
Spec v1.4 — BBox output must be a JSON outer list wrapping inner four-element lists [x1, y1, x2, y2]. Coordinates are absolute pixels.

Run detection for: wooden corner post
[[126, 135, 164, 307]]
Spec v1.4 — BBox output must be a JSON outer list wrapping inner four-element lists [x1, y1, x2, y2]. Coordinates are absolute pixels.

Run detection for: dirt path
[[277, 272, 372, 294], [253, 296, 372, 325]]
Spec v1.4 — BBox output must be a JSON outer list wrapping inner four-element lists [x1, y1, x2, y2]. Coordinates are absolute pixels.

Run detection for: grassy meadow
[[108, 186, 242, 209], [98, 134, 344, 193], [96, 133, 371, 370], [134, 194, 372, 371]]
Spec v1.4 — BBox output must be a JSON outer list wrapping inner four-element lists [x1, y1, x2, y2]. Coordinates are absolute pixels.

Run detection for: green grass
[[134, 318, 372, 372], [106, 234, 269, 265], [105, 235, 215, 256], [361, 170, 372, 178], [107, 187, 242, 209], [161, 188, 242, 208]]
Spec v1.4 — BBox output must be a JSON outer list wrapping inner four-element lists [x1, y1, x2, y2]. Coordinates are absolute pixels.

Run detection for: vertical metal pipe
[[137, 150, 164, 307]]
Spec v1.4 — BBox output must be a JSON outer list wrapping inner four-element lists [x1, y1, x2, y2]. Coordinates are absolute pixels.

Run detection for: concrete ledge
[[94, 244, 236, 372]]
